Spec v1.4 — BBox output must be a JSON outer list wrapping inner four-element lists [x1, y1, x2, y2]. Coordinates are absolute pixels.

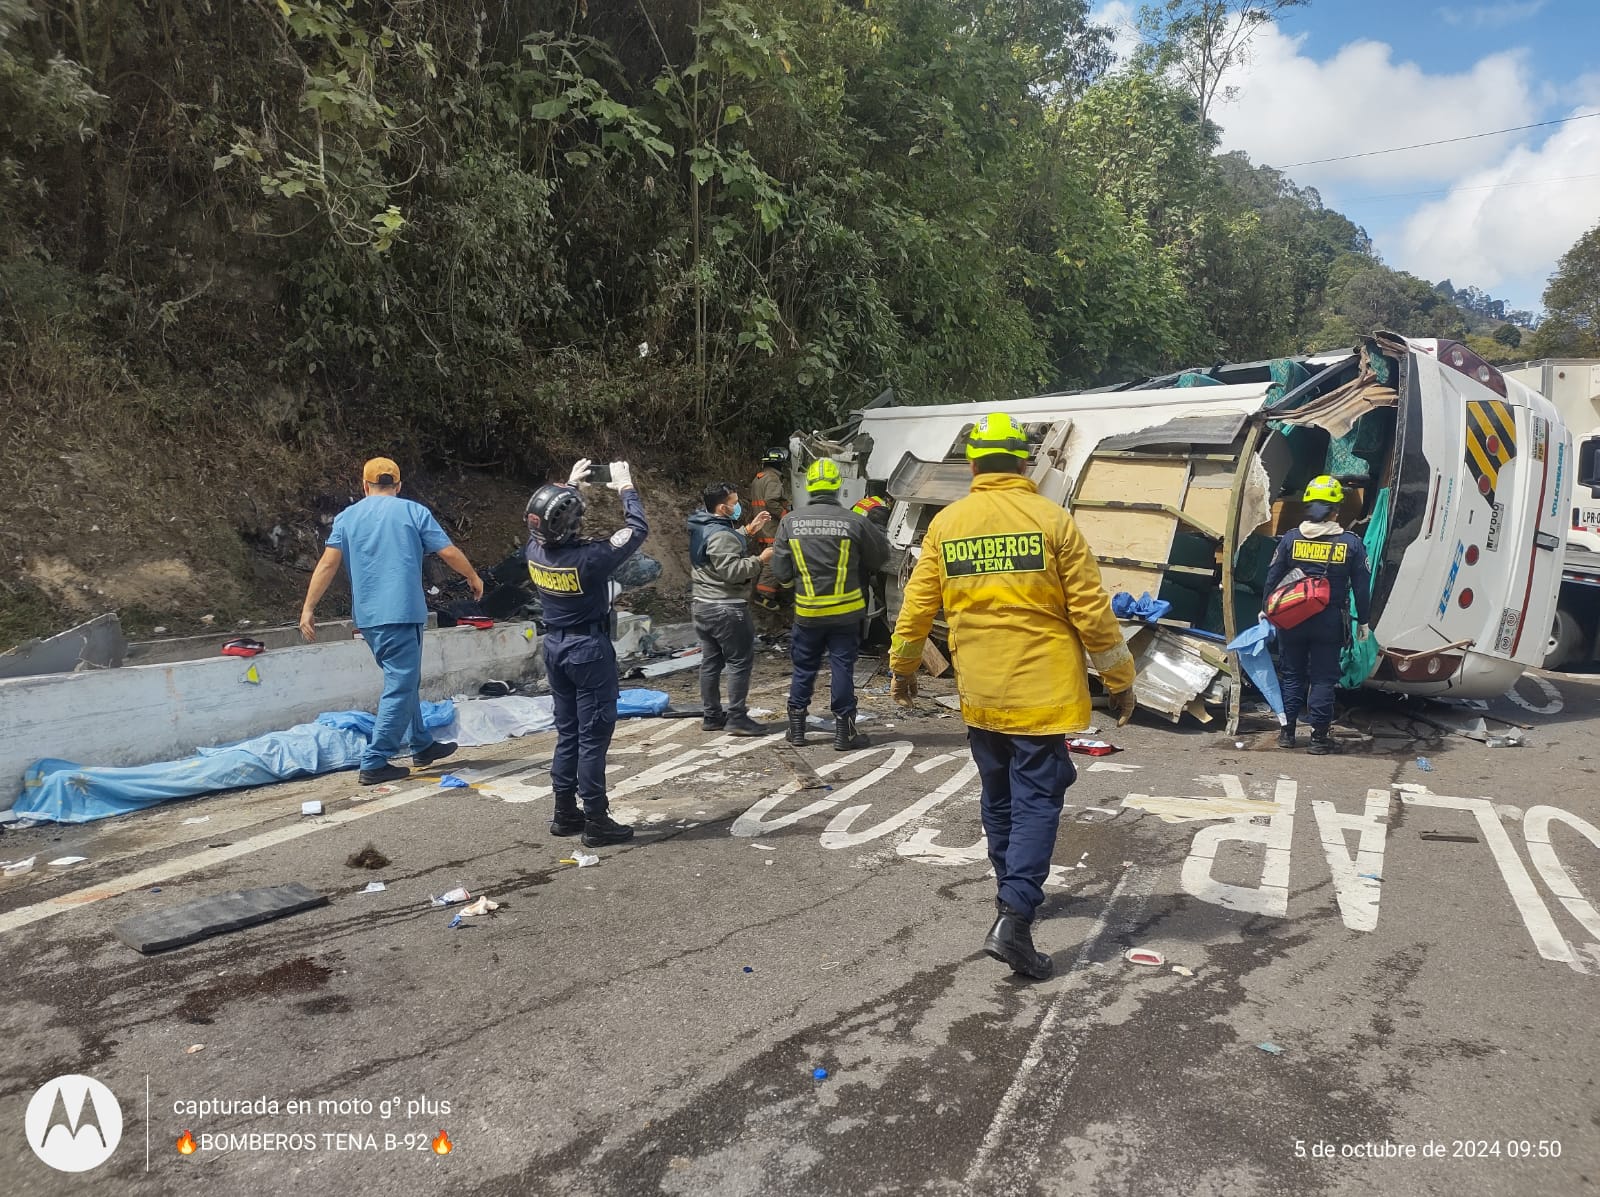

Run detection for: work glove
[[891, 672, 918, 709], [567, 458, 593, 489], [1357, 623, 1371, 643], [605, 460, 633, 492], [1108, 687, 1137, 727]]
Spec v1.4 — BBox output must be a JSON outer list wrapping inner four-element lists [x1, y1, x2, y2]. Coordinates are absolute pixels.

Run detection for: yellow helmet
[[965, 413, 1030, 461], [1303, 475, 1344, 504], [806, 457, 843, 492]]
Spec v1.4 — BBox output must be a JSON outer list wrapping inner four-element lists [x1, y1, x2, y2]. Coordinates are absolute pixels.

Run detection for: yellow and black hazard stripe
[[1465, 399, 1516, 504]]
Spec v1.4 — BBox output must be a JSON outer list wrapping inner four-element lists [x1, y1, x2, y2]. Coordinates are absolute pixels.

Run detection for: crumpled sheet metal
[[1090, 624, 1224, 723]]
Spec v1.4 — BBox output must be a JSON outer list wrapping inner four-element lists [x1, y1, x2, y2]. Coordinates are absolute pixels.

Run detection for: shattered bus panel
[[805, 333, 1570, 713]]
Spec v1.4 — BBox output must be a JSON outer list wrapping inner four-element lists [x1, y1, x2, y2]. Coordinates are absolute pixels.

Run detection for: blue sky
[[1093, 0, 1600, 314]]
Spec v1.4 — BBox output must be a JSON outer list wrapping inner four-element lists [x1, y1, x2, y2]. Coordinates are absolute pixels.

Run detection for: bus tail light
[[1378, 650, 1466, 683], [1436, 339, 1508, 397]]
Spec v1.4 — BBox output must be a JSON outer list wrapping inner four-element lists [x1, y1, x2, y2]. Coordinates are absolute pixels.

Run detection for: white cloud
[[1437, 1, 1547, 30], [1212, 22, 1541, 188], [1090, 1, 1141, 67], [1394, 106, 1600, 302]]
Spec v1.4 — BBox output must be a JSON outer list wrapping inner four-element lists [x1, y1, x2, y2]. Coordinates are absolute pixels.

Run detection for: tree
[[1492, 323, 1522, 348], [1524, 220, 1600, 359], [1135, 0, 1308, 125]]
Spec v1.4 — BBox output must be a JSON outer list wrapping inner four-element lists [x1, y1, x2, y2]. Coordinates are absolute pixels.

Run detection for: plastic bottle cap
[[812, 1067, 828, 1080]]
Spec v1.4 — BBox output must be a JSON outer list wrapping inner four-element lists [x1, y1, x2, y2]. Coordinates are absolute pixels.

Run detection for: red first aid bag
[[1264, 570, 1331, 629]]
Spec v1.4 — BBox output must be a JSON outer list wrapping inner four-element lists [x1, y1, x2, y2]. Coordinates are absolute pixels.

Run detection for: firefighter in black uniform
[[1263, 475, 1372, 755], [525, 459, 648, 846]]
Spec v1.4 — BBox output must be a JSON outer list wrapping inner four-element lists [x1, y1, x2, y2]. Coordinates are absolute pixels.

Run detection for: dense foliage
[[0, 0, 1543, 461]]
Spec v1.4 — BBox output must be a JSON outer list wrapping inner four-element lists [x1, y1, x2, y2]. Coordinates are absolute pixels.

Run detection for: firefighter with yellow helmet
[[772, 457, 890, 750], [889, 414, 1137, 980], [1263, 474, 1372, 755]]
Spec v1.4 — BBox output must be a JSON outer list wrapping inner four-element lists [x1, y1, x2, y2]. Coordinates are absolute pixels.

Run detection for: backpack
[[1264, 567, 1331, 629]]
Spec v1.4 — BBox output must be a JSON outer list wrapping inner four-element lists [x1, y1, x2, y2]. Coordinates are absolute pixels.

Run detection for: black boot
[[550, 793, 585, 837], [702, 711, 727, 731], [982, 902, 1053, 980], [727, 712, 775, 736], [1308, 726, 1340, 755], [787, 706, 809, 746], [582, 809, 635, 847], [833, 712, 870, 751], [1277, 722, 1297, 749]]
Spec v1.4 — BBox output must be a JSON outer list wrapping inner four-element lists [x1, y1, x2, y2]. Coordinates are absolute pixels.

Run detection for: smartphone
[[586, 463, 612, 484]]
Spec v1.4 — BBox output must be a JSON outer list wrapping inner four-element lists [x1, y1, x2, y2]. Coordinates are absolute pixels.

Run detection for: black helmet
[[526, 483, 585, 545], [762, 447, 789, 465]]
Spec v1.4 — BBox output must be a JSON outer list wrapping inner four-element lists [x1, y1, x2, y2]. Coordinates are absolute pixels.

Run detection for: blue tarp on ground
[[11, 687, 675, 825]]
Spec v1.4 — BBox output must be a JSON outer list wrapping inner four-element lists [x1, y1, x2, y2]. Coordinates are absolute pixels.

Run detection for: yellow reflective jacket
[[890, 473, 1136, 735]]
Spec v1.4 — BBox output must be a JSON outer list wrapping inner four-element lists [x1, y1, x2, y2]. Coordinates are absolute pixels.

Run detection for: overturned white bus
[[796, 333, 1571, 708]]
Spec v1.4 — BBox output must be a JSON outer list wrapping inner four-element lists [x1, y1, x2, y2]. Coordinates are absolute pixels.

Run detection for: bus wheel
[[1544, 607, 1586, 671]]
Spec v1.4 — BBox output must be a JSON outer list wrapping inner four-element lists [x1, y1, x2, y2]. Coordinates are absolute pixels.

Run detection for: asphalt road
[[2, 653, 1598, 1197]]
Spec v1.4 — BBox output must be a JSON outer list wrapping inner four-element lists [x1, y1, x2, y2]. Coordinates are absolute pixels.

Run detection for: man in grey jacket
[[687, 482, 776, 736]]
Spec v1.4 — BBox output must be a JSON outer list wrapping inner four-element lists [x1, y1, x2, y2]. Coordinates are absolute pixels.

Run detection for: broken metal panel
[[1274, 379, 1399, 439], [1088, 623, 1224, 723], [0, 613, 126, 679], [1097, 412, 1250, 452], [886, 453, 974, 505]]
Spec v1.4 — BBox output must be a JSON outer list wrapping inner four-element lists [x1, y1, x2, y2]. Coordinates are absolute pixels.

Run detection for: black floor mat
[[114, 883, 328, 954]]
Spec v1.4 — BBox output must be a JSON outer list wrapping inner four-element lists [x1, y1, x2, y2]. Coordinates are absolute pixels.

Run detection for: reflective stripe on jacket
[[889, 473, 1136, 735], [770, 494, 889, 627]]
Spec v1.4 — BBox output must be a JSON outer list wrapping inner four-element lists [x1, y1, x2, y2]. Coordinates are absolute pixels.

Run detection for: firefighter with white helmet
[[889, 414, 1137, 980]]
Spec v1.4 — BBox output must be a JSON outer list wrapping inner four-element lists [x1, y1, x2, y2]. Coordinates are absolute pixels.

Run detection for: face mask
[[727, 501, 742, 521]]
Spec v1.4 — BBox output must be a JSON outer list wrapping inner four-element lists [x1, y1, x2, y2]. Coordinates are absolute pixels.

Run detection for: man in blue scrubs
[[300, 457, 484, 784]]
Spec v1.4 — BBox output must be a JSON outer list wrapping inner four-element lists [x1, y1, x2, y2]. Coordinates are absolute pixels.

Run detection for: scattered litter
[[181, 816, 211, 826], [447, 913, 464, 930], [461, 895, 500, 916], [747, 707, 774, 719], [1125, 948, 1164, 967], [47, 856, 88, 868], [149, 887, 162, 893], [751, 843, 777, 852], [1256, 1042, 1284, 1056], [819, 961, 842, 971], [1234, 741, 1245, 750], [1067, 738, 1120, 756], [4, 856, 37, 877], [1485, 735, 1522, 748], [430, 887, 472, 906], [1087, 761, 1141, 773], [300, 800, 324, 816], [1082, 725, 1099, 736], [185, 1044, 205, 1055], [1415, 757, 1434, 772], [1358, 871, 1382, 881], [559, 853, 600, 868], [743, 966, 754, 974], [1171, 965, 1195, 978], [1073, 852, 1089, 869], [1420, 831, 1479, 843], [812, 1067, 829, 1081], [439, 775, 468, 789], [346, 844, 390, 870], [360, 881, 387, 894], [935, 695, 962, 710]]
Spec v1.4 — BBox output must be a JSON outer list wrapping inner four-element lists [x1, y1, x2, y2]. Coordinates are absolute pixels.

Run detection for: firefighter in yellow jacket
[[890, 413, 1138, 980]]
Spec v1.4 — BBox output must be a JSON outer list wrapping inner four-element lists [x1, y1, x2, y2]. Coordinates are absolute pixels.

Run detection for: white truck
[[795, 334, 1572, 717], [1502, 358, 1600, 669]]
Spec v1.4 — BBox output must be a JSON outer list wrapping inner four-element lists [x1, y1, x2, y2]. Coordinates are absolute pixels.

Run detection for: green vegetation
[[1, 0, 1542, 464], [1524, 220, 1600, 360]]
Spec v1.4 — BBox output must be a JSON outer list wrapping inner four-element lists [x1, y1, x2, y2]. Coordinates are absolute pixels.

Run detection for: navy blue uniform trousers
[[967, 728, 1078, 919], [787, 620, 862, 717], [543, 627, 620, 813], [1277, 608, 1343, 729]]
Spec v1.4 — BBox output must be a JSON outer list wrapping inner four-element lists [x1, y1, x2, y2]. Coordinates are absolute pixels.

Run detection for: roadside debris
[[1171, 965, 1195, 978], [1420, 832, 1480, 843], [560, 853, 600, 868], [812, 1067, 829, 1081], [300, 800, 324, 816], [114, 883, 328, 953], [346, 844, 389, 869], [361, 881, 386, 894], [751, 844, 777, 852], [1125, 948, 1165, 967], [461, 895, 500, 916], [438, 775, 468, 788], [47, 856, 87, 868], [3, 856, 37, 877], [185, 1044, 205, 1055], [1067, 738, 1120, 756], [1415, 757, 1434, 772], [430, 886, 472, 906], [1257, 1042, 1285, 1056], [181, 816, 211, 826]]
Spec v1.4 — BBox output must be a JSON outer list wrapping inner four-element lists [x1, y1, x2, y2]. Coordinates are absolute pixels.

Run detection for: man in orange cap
[[300, 457, 484, 784]]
